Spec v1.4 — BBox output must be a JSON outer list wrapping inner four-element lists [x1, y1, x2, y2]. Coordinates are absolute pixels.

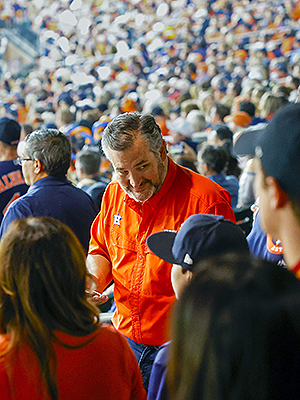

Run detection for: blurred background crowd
[[0, 0, 299, 213]]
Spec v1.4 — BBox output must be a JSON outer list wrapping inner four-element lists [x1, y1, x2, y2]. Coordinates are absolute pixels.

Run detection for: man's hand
[[85, 289, 109, 306]]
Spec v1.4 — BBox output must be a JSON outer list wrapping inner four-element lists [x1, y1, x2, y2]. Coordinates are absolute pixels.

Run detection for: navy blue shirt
[[0, 175, 97, 251], [0, 159, 28, 224], [247, 212, 285, 265], [208, 173, 239, 209]]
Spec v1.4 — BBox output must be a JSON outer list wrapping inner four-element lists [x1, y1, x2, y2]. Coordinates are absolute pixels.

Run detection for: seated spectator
[[258, 92, 284, 120], [151, 106, 170, 137], [224, 111, 251, 134], [171, 155, 198, 172], [208, 103, 230, 125], [166, 116, 198, 154], [75, 148, 110, 209], [167, 252, 300, 400], [0, 117, 28, 224], [186, 110, 206, 133], [0, 216, 146, 400], [207, 124, 241, 178], [233, 123, 268, 209], [239, 100, 268, 125], [198, 144, 239, 208], [17, 123, 34, 157]]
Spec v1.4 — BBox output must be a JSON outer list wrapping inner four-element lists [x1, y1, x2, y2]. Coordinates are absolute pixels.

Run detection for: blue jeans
[[126, 337, 159, 391]]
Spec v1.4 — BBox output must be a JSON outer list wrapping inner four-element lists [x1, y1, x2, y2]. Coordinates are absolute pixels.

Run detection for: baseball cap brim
[[146, 231, 177, 264], [233, 123, 268, 157]]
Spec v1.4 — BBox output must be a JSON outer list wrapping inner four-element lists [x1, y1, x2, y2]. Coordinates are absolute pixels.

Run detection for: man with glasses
[[0, 128, 97, 251], [0, 117, 28, 224]]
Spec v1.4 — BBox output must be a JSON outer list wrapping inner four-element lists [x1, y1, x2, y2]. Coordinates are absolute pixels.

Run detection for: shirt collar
[[29, 175, 70, 189]]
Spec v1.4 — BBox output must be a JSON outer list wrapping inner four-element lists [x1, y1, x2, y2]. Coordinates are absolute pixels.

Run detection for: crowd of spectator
[[0, 1, 300, 399], [0, 0, 299, 207]]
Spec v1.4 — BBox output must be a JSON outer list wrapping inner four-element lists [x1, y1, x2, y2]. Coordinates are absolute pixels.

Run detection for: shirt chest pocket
[[108, 226, 137, 253]]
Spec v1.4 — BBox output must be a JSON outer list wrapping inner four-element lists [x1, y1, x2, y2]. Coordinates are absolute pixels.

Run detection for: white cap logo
[[183, 253, 193, 265]]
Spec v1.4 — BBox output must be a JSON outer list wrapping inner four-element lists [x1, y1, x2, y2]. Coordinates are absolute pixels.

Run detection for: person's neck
[[276, 212, 300, 270], [32, 172, 50, 184], [0, 148, 18, 161]]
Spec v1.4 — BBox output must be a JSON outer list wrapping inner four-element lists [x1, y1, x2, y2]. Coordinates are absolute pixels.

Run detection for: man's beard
[[120, 157, 167, 203]]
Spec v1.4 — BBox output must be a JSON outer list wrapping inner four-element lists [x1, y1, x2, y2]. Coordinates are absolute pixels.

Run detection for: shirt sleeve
[[88, 210, 110, 260], [0, 200, 30, 238]]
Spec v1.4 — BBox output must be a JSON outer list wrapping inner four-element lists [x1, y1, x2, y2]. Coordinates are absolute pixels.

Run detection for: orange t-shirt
[[0, 326, 146, 400], [89, 158, 235, 346]]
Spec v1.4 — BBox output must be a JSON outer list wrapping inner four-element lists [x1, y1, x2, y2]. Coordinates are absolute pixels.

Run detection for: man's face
[[253, 157, 275, 236], [171, 263, 192, 299], [108, 134, 168, 203], [197, 152, 207, 176], [21, 149, 35, 186]]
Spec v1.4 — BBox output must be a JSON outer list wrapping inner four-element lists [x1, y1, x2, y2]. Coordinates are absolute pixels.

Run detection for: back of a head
[[186, 110, 206, 132], [0, 217, 99, 334], [259, 92, 284, 118], [215, 103, 230, 121], [101, 112, 162, 159], [169, 253, 300, 400], [25, 129, 71, 177], [212, 124, 233, 142], [76, 149, 101, 175], [200, 144, 228, 174], [239, 100, 256, 117], [59, 109, 75, 125], [0, 116, 21, 147], [0, 216, 99, 399]]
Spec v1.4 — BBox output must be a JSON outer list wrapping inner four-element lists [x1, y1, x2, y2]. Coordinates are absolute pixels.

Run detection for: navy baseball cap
[[0, 117, 21, 145], [146, 214, 249, 271], [233, 123, 268, 157], [254, 103, 300, 200]]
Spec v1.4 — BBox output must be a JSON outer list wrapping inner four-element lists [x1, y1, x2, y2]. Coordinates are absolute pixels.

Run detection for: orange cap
[[224, 111, 251, 128]]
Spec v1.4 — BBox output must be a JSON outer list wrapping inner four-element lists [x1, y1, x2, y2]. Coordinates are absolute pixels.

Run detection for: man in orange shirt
[[87, 112, 235, 390]]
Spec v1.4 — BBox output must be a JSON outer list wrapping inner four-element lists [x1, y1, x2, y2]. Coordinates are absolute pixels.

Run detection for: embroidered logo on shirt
[[113, 212, 122, 226], [266, 234, 284, 255], [183, 253, 193, 265]]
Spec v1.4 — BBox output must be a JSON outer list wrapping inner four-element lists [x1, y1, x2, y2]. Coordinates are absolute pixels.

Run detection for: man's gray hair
[[101, 112, 163, 160], [25, 129, 71, 177]]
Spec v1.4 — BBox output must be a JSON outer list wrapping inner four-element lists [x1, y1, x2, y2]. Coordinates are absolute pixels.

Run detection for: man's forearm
[[86, 253, 113, 293]]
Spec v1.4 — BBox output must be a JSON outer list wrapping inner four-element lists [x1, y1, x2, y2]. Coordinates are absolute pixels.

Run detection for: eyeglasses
[[16, 156, 33, 166]]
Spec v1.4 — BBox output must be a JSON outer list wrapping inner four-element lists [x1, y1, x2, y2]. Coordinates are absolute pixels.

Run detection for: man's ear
[[186, 270, 193, 282], [159, 140, 167, 161], [34, 159, 43, 174], [265, 176, 289, 209]]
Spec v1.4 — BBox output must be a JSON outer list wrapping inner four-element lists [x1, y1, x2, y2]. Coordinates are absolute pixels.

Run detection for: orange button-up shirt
[[89, 158, 235, 346]]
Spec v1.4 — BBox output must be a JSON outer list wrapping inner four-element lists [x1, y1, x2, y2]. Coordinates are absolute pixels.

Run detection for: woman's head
[[0, 217, 99, 336], [168, 253, 300, 400]]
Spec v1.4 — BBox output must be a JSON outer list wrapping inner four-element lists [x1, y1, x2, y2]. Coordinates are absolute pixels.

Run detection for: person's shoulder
[[94, 325, 133, 354], [155, 341, 171, 364], [225, 174, 239, 184], [101, 179, 124, 201], [0, 160, 22, 175], [176, 165, 227, 194]]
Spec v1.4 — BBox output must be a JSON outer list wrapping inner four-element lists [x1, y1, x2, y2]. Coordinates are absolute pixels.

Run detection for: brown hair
[[0, 217, 100, 399]]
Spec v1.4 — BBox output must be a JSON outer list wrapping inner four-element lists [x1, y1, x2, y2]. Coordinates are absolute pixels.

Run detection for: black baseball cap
[[0, 117, 21, 146], [146, 214, 249, 271], [233, 123, 268, 157], [254, 103, 300, 200]]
